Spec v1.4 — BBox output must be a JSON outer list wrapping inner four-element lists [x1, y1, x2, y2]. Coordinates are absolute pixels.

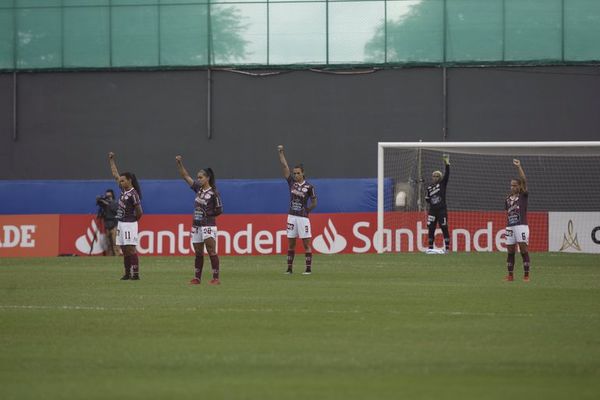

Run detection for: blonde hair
[[432, 170, 442, 178]]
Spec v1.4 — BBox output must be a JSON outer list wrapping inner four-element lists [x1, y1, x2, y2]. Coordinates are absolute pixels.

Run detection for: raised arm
[[175, 155, 195, 187], [441, 154, 450, 184], [513, 159, 527, 191], [277, 145, 290, 179], [108, 152, 120, 182]]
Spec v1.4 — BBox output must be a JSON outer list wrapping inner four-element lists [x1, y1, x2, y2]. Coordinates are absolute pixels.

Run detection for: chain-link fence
[[1, 0, 599, 69]]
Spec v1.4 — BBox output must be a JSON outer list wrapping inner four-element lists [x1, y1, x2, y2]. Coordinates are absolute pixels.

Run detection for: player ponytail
[[205, 168, 217, 190], [121, 172, 142, 199]]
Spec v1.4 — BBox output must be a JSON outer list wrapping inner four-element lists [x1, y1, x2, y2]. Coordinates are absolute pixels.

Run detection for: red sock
[[209, 255, 220, 280], [194, 255, 204, 280], [287, 250, 295, 271], [305, 252, 312, 271], [130, 254, 139, 277]]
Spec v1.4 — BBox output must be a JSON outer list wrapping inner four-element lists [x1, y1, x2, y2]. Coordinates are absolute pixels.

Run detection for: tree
[[365, 1, 444, 63]]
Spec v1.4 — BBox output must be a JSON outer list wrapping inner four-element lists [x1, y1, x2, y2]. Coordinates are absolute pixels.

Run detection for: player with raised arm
[[108, 152, 143, 280], [277, 145, 317, 275], [425, 154, 451, 254], [176, 156, 223, 285], [505, 159, 531, 282]]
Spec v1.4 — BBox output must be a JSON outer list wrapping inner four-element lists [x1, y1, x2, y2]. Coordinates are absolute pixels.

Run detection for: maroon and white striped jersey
[[287, 176, 316, 218], [191, 181, 223, 227], [505, 191, 529, 227], [117, 188, 141, 222]]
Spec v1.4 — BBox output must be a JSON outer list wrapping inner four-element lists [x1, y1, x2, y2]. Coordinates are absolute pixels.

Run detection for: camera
[[96, 195, 110, 207]]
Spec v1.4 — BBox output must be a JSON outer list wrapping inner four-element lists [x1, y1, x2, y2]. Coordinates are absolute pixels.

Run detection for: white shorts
[[505, 225, 529, 245], [191, 226, 217, 244], [287, 215, 312, 239], [116, 221, 139, 246]]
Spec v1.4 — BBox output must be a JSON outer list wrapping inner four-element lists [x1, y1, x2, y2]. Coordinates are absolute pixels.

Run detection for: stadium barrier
[[2, 211, 599, 257], [0, 179, 389, 215]]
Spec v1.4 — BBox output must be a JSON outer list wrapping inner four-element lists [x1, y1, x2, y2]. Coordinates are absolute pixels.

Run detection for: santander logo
[[313, 219, 347, 254], [75, 219, 105, 255]]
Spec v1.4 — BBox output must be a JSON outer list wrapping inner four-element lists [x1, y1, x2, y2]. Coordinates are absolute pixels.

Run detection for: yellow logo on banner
[[559, 220, 582, 251]]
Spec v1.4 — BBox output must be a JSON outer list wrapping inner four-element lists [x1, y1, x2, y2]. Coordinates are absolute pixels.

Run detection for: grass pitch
[[1, 253, 599, 400]]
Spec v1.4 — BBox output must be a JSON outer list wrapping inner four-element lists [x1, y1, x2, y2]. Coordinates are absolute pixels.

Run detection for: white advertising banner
[[549, 212, 600, 254]]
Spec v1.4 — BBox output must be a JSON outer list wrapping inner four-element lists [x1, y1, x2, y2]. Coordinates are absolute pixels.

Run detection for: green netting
[[0, 0, 599, 70]]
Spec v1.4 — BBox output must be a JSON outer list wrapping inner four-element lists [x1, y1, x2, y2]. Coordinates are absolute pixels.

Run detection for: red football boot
[[209, 279, 221, 285], [189, 278, 201, 285], [523, 275, 530, 282], [504, 274, 514, 282]]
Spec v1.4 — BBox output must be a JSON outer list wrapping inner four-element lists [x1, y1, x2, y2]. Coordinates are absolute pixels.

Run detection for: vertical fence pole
[[442, 0, 447, 63], [266, 0, 270, 65], [384, 0, 387, 64], [109, 0, 113, 67], [60, 0, 65, 68], [207, 0, 213, 139], [12, 0, 17, 70], [501, 0, 506, 61], [325, 0, 329, 65], [157, 1, 162, 66], [561, 0, 565, 62]]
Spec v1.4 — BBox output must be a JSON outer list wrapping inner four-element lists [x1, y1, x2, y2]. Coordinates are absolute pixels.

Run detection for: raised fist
[[277, 145, 284, 152], [513, 159, 521, 167], [108, 152, 115, 159], [175, 155, 183, 162], [442, 154, 450, 165]]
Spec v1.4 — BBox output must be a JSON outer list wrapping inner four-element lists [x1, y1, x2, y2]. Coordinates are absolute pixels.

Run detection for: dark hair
[[200, 168, 217, 190], [511, 177, 525, 193], [293, 164, 306, 179], [105, 189, 115, 198], [120, 172, 142, 199]]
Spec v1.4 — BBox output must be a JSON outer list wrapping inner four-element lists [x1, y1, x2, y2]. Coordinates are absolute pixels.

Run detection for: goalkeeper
[[425, 154, 451, 253]]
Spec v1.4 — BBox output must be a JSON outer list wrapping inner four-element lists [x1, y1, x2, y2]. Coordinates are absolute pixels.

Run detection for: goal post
[[377, 141, 600, 254]]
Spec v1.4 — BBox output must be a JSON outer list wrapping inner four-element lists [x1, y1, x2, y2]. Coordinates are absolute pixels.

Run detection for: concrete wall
[[1, 67, 598, 179]]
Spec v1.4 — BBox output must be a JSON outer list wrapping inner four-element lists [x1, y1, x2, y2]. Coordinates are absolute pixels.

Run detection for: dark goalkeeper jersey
[[425, 164, 450, 212]]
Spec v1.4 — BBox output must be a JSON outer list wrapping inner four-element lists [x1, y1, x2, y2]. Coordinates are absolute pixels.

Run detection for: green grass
[[0, 253, 599, 400]]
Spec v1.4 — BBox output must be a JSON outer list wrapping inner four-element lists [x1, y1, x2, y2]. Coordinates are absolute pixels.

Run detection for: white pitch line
[[0, 305, 364, 313], [1, 305, 596, 319], [428, 311, 534, 317]]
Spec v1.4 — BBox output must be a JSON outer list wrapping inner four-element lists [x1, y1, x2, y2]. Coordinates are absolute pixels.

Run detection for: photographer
[[96, 189, 120, 256]]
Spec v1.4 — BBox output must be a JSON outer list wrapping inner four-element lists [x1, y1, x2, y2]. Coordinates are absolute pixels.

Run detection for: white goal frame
[[377, 141, 600, 254]]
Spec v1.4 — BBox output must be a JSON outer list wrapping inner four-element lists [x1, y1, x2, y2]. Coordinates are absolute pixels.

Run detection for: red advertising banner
[[0, 215, 60, 257], [57, 211, 548, 256]]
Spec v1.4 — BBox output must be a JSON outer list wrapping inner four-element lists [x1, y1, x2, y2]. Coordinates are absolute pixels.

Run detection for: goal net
[[377, 142, 600, 254]]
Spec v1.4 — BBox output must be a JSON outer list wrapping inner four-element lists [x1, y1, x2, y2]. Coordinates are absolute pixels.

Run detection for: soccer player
[[504, 159, 530, 282], [176, 155, 223, 285], [108, 152, 143, 280], [277, 145, 317, 275], [425, 154, 451, 253]]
